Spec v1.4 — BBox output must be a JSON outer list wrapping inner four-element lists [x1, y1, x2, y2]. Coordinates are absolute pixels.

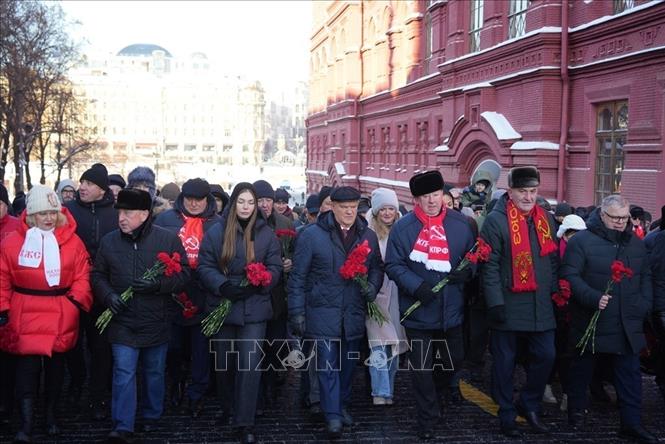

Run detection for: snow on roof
[[481, 112, 521, 140], [433, 145, 450, 152], [569, 0, 664, 33], [358, 175, 410, 188], [510, 141, 559, 150]]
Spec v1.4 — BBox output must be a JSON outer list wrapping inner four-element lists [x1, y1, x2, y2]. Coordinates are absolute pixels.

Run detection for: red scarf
[[506, 199, 557, 292], [410, 204, 451, 272], [178, 215, 204, 269]]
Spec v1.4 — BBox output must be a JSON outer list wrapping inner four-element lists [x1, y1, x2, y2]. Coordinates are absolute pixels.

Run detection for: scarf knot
[[410, 205, 451, 272]]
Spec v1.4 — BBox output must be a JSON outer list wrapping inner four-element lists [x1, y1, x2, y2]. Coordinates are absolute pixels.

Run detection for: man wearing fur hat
[[64, 163, 119, 417], [93, 189, 189, 442], [480, 166, 558, 437], [385, 170, 475, 440]]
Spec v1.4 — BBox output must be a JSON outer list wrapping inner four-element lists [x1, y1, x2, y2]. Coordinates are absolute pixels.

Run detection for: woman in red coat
[[0, 185, 92, 442]]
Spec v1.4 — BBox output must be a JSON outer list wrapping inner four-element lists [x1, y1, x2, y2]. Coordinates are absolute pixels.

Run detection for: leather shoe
[[138, 419, 157, 433], [239, 427, 256, 444], [91, 400, 108, 421], [521, 411, 549, 434], [341, 409, 354, 426], [107, 430, 135, 443], [618, 425, 658, 444], [327, 419, 343, 439], [181, 397, 205, 418], [500, 424, 522, 438]]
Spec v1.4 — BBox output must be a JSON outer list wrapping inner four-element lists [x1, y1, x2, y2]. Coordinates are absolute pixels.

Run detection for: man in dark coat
[[63, 163, 119, 417], [481, 166, 558, 437], [385, 171, 475, 440], [562, 195, 656, 443], [651, 222, 665, 405], [288, 186, 383, 439], [154, 178, 220, 416], [93, 189, 189, 442]]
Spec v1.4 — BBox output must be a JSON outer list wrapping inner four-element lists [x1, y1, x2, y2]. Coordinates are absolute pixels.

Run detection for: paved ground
[[1, 358, 664, 443]]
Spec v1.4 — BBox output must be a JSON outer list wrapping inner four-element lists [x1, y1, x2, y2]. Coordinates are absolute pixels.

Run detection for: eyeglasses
[[603, 211, 629, 223]]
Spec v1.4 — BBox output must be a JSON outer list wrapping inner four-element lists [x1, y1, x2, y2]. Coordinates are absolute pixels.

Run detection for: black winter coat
[[288, 211, 383, 341], [265, 211, 295, 320], [385, 208, 475, 331], [92, 219, 190, 348], [154, 195, 221, 325], [65, 189, 118, 262], [652, 231, 665, 314], [197, 211, 282, 326], [561, 208, 652, 355], [480, 194, 558, 332]]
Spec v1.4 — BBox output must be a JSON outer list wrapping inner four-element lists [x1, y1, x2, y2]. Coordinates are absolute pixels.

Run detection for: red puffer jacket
[[0, 208, 92, 356]]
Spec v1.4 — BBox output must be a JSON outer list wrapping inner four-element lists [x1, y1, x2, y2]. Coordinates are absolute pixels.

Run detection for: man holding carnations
[[287, 186, 383, 439], [92, 188, 190, 443], [561, 194, 656, 443], [384, 170, 475, 441], [480, 166, 559, 438]]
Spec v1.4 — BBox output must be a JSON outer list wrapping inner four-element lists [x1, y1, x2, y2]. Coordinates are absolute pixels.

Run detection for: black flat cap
[[330, 186, 361, 202], [182, 178, 210, 199]]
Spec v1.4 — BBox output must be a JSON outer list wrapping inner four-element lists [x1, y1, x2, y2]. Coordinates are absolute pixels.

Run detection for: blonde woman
[[0, 185, 92, 442], [365, 188, 408, 405]]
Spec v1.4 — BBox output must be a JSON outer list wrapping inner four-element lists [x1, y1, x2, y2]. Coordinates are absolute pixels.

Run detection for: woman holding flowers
[[561, 195, 656, 443], [92, 188, 189, 443], [365, 188, 407, 406], [0, 185, 92, 442], [197, 182, 282, 444]]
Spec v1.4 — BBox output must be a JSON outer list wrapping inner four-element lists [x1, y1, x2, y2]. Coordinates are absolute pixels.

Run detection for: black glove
[[106, 293, 128, 315], [487, 305, 507, 324], [414, 282, 438, 306], [0, 310, 8, 327], [131, 278, 161, 294], [654, 311, 665, 338], [219, 282, 254, 302], [67, 296, 84, 311], [446, 266, 473, 285], [361, 283, 376, 302], [289, 314, 305, 337]]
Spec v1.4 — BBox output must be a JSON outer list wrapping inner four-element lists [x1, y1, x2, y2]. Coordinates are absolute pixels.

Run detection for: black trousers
[[405, 325, 464, 428], [568, 353, 642, 427], [15, 353, 65, 403], [211, 322, 266, 427], [0, 351, 16, 413], [490, 329, 555, 426]]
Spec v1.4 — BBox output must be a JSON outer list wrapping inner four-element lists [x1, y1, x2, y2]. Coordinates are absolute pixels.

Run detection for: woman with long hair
[[365, 188, 408, 405], [198, 182, 282, 444], [0, 185, 92, 442]]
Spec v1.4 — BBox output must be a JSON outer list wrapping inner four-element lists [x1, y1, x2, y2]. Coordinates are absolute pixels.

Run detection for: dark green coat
[[561, 209, 652, 355], [480, 195, 558, 332]]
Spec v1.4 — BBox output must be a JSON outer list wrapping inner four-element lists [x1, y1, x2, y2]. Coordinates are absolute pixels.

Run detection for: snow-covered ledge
[[305, 169, 329, 177], [481, 111, 522, 140], [433, 145, 450, 152], [510, 141, 559, 150]]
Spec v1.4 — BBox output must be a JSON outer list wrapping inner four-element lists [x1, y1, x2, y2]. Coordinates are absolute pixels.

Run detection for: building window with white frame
[[469, 0, 483, 53], [508, 0, 528, 39], [594, 100, 628, 204]]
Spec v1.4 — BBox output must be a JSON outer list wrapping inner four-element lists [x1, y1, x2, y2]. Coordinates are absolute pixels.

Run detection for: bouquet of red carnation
[[402, 237, 491, 322], [275, 229, 297, 260], [340, 240, 387, 326], [96, 252, 182, 333], [202, 262, 272, 337], [552, 279, 572, 308], [174, 292, 199, 319], [576, 260, 633, 354]]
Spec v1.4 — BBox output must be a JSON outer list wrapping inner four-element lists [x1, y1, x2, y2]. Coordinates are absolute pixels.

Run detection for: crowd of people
[[0, 163, 663, 444]]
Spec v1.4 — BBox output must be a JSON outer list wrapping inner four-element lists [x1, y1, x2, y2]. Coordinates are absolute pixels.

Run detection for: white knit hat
[[557, 214, 587, 239], [26, 185, 62, 215], [371, 187, 399, 216]]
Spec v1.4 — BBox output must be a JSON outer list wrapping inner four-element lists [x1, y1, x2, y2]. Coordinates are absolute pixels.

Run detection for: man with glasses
[[562, 195, 656, 443]]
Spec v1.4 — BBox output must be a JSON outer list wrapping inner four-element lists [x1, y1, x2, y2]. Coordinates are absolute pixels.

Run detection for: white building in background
[[69, 43, 267, 189]]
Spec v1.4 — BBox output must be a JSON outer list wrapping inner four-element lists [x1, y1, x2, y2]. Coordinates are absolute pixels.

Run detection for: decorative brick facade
[[306, 0, 665, 215]]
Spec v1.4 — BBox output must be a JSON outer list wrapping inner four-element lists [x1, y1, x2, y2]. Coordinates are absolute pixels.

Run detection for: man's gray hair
[[601, 194, 629, 211]]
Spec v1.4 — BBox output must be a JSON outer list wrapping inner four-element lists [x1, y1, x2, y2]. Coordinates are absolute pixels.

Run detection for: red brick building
[[306, 0, 665, 215]]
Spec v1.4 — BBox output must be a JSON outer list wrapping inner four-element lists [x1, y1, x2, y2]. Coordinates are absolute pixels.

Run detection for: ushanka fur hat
[[115, 188, 152, 211], [409, 170, 444, 197], [508, 166, 540, 188]]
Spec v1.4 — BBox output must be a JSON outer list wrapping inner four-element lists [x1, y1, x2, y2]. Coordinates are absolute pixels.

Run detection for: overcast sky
[[60, 0, 312, 95]]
